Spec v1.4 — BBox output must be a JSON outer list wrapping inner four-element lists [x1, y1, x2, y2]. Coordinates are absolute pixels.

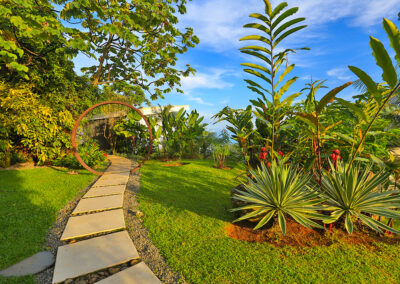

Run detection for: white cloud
[[179, 0, 399, 52], [327, 67, 353, 81], [178, 68, 235, 105]]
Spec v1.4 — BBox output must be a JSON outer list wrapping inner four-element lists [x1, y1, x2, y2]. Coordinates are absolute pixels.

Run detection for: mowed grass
[[0, 168, 95, 278], [139, 159, 400, 283]]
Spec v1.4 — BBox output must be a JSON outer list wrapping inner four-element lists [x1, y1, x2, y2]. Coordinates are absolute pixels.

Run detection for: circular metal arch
[[71, 101, 154, 176]]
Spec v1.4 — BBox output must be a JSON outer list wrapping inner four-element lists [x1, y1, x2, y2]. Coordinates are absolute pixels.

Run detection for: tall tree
[[57, 0, 199, 103]]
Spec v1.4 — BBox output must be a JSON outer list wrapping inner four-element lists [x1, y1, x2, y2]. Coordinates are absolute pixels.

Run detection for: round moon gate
[[71, 101, 153, 176]]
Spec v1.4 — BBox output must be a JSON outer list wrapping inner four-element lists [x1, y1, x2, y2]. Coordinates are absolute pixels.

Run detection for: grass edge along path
[[138, 159, 400, 284], [0, 167, 95, 283]]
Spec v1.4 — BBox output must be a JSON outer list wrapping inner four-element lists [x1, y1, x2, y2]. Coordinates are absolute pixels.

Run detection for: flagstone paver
[[52, 231, 139, 283], [92, 176, 129, 187], [97, 262, 161, 284], [0, 251, 54, 277], [52, 155, 161, 284], [61, 209, 125, 241], [72, 194, 124, 215], [99, 172, 130, 180], [83, 184, 126, 198]]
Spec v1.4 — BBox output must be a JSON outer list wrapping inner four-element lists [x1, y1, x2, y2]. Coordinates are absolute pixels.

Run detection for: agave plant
[[231, 161, 327, 234], [321, 162, 400, 234]]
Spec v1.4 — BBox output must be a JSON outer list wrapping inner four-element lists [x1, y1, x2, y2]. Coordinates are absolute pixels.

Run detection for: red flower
[[331, 150, 341, 169], [259, 152, 267, 160], [267, 162, 271, 167], [261, 147, 267, 152], [85, 153, 87, 156], [103, 152, 108, 156], [278, 150, 284, 156], [94, 143, 96, 147]]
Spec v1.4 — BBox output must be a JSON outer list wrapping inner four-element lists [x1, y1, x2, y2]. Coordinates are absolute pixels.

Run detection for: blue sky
[[73, 0, 400, 132]]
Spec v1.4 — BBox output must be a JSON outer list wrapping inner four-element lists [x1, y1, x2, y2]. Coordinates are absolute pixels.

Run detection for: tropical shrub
[[54, 139, 107, 169], [321, 162, 400, 234], [212, 144, 230, 168], [231, 162, 327, 234]]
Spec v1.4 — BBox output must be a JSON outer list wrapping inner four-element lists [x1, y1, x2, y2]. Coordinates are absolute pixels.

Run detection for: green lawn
[[0, 167, 95, 283], [139, 159, 400, 283]]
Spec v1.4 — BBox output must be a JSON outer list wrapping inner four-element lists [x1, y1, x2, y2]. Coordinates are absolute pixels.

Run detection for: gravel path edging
[[35, 175, 101, 284], [123, 168, 187, 284]]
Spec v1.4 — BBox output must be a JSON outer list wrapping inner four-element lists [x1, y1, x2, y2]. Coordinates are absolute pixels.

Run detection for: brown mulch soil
[[226, 219, 400, 248], [161, 162, 190, 167], [212, 165, 232, 170]]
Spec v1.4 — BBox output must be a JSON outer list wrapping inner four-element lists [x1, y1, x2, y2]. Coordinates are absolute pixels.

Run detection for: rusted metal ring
[[72, 101, 153, 176]]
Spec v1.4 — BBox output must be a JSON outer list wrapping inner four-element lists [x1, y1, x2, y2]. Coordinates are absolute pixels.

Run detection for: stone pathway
[[52, 156, 161, 284]]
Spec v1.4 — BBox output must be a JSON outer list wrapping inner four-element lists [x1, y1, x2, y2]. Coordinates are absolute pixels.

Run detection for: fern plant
[[231, 161, 327, 234], [321, 162, 400, 234]]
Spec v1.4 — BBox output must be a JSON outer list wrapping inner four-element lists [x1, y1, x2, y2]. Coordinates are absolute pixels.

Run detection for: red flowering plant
[[330, 149, 342, 169], [259, 147, 267, 161], [79, 139, 108, 167], [54, 139, 107, 169]]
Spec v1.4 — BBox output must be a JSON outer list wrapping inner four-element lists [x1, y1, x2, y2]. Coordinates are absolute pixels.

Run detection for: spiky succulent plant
[[321, 162, 400, 234], [231, 161, 327, 235]]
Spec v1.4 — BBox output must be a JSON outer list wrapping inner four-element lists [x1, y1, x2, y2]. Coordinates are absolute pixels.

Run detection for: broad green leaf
[[264, 0, 272, 16], [277, 76, 298, 99], [273, 25, 307, 47], [344, 213, 353, 234], [348, 66, 380, 103], [271, 7, 299, 30], [295, 112, 318, 127], [369, 36, 398, 88], [243, 23, 270, 34], [316, 82, 352, 114], [277, 64, 294, 84], [273, 18, 306, 39], [335, 98, 368, 122], [249, 13, 270, 23], [278, 211, 286, 235], [240, 35, 271, 45], [244, 69, 272, 85], [271, 2, 288, 19], [383, 18, 400, 66], [239, 45, 271, 55], [240, 50, 272, 66]]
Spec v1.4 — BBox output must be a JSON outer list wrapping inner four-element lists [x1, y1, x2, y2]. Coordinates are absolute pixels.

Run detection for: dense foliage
[[0, 0, 198, 166], [220, 0, 400, 234], [114, 106, 208, 159]]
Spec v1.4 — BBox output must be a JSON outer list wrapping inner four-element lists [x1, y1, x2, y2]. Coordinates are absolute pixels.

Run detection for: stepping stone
[[72, 195, 123, 215], [61, 209, 126, 241], [105, 168, 131, 175], [97, 262, 161, 284], [0, 251, 54, 277], [92, 176, 129, 187], [99, 173, 130, 182], [102, 171, 130, 177], [83, 185, 126, 198], [52, 231, 139, 284]]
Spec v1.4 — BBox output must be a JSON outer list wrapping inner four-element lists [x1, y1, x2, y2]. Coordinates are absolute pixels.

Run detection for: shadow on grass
[[0, 170, 47, 283], [139, 160, 243, 222]]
